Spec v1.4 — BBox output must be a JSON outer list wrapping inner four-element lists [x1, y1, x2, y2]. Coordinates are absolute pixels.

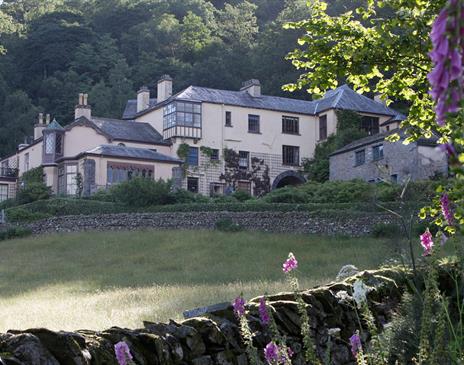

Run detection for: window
[[391, 174, 398, 183], [282, 145, 300, 166], [210, 182, 225, 196], [107, 163, 154, 185], [0, 184, 8, 202], [355, 150, 365, 166], [225, 111, 232, 127], [361, 116, 380, 135], [372, 145, 384, 161], [24, 153, 30, 172], [210, 149, 219, 161], [55, 134, 63, 154], [248, 114, 260, 133], [45, 134, 55, 154], [187, 177, 199, 193], [282, 116, 299, 134], [239, 151, 249, 169], [319, 115, 327, 140], [187, 147, 199, 166], [58, 164, 77, 195], [386, 125, 390, 131], [237, 181, 251, 195], [163, 101, 201, 129]]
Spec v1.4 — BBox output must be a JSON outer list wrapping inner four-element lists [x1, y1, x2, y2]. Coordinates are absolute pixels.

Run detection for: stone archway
[[271, 170, 306, 190]]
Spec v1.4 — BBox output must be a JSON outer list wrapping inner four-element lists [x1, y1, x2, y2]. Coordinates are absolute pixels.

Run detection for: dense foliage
[[0, 0, 362, 159]]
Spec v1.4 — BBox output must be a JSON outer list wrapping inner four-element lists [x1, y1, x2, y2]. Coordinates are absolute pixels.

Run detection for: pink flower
[[439, 142, 457, 157], [428, 2, 464, 125], [440, 193, 454, 225], [349, 332, 362, 357], [282, 252, 298, 273], [420, 229, 434, 256], [264, 342, 280, 364], [259, 296, 270, 326], [114, 341, 133, 365], [232, 296, 246, 318]]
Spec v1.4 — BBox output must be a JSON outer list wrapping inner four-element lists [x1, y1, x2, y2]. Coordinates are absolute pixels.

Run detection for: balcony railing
[[0, 167, 18, 178]]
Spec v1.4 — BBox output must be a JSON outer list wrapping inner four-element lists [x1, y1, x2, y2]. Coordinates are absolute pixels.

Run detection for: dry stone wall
[[25, 212, 399, 236], [0, 268, 411, 365]]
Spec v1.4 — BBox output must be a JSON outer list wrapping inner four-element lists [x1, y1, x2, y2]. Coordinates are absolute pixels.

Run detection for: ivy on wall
[[220, 148, 270, 197]]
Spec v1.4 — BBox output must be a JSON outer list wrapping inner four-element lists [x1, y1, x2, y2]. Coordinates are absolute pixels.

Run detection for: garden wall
[[25, 211, 399, 236], [0, 267, 410, 365]]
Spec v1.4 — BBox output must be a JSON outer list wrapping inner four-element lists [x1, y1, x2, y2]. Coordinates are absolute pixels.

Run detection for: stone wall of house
[[25, 211, 399, 236], [329, 139, 447, 183], [0, 267, 412, 365]]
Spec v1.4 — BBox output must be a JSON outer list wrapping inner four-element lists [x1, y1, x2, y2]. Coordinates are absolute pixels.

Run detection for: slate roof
[[83, 145, 182, 163], [330, 129, 439, 156], [89, 117, 167, 145], [123, 84, 407, 120], [46, 119, 65, 130], [122, 98, 157, 119]]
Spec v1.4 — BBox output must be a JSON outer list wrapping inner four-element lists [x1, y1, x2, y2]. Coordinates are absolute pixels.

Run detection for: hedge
[[4, 197, 426, 223]]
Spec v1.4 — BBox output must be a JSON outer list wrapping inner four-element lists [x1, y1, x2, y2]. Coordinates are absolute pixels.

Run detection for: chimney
[[45, 113, 50, 125], [240, 79, 261, 97], [75, 93, 92, 120], [137, 86, 150, 113], [157, 75, 173, 103], [34, 112, 45, 140]]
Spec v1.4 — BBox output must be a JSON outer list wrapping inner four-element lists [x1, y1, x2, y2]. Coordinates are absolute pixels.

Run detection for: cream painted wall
[[64, 126, 108, 157], [17, 142, 43, 176], [136, 108, 164, 134]]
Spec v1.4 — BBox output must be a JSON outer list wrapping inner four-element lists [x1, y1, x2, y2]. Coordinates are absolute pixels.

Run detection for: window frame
[[248, 114, 260, 134], [187, 176, 199, 193], [237, 180, 251, 195], [372, 144, 384, 161], [210, 182, 225, 197], [354, 149, 366, 166], [225, 111, 232, 127], [238, 151, 250, 169], [163, 101, 202, 130], [319, 115, 328, 141], [282, 145, 300, 166], [210, 149, 219, 161], [0, 184, 8, 202], [361, 116, 380, 135], [187, 147, 199, 166], [282, 116, 299, 135]]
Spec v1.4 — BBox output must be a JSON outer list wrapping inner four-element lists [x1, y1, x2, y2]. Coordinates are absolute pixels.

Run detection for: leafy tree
[[284, 0, 445, 142], [217, 1, 258, 48]]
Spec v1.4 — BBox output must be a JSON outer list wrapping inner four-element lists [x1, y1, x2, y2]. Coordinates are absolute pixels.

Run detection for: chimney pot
[[45, 114, 50, 125], [38, 112, 44, 125], [157, 75, 173, 103], [240, 79, 261, 97], [137, 86, 150, 113], [75, 92, 92, 120]]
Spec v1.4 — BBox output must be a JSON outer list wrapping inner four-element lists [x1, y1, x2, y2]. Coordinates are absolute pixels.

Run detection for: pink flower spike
[[440, 193, 454, 225], [420, 229, 434, 256], [349, 332, 362, 357], [114, 341, 133, 365], [259, 297, 270, 326], [264, 342, 280, 364], [282, 252, 298, 273], [232, 296, 246, 318]]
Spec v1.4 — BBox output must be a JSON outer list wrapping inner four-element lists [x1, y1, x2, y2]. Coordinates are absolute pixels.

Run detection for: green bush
[[215, 218, 242, 232], [262, 185, 311, 203], [0, 198, 18, 210], [5, 208, 50, 223], [108, 178, 174, 207], [89, 189, 115, 202], [16, 182, 52, 205], [0, 226, 32, 241], [169, 189, 210, 204], [371, 223, 402, 238], [20, 167, 44, 184], [231, 190, 253, 202]]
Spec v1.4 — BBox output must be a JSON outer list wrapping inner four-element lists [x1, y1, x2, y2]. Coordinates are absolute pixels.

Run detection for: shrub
[[16, 182, 52, 205], [169, 189, 210, 204], [262, 186, 311, 203], [371, 223, 402, 238], [0, 226, 32, 241], [231, 190, 253, 202], [0, 198, 18, 210], [5, 207, 50, 223], [108, 178, 174, 207], [20, 167, 44, 184], [89, 189, 115, 202], [215, 218, 242, 232]]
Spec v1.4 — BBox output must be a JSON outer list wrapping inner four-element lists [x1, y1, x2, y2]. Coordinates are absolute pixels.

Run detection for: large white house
[[0, 76, 407, 201]]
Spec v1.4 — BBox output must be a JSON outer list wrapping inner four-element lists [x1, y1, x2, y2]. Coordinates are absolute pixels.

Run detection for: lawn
[[0, 229, 399, 331]]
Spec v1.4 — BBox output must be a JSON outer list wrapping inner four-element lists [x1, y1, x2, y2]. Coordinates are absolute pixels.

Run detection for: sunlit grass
[[0, 229, 397, 331]]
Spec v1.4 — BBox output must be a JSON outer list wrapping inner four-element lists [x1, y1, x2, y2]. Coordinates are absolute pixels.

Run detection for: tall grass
[[0, 230, 395, 331]]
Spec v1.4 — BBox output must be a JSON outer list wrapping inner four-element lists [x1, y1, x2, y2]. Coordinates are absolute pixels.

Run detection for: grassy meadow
[[0, 230, 400, 331]]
